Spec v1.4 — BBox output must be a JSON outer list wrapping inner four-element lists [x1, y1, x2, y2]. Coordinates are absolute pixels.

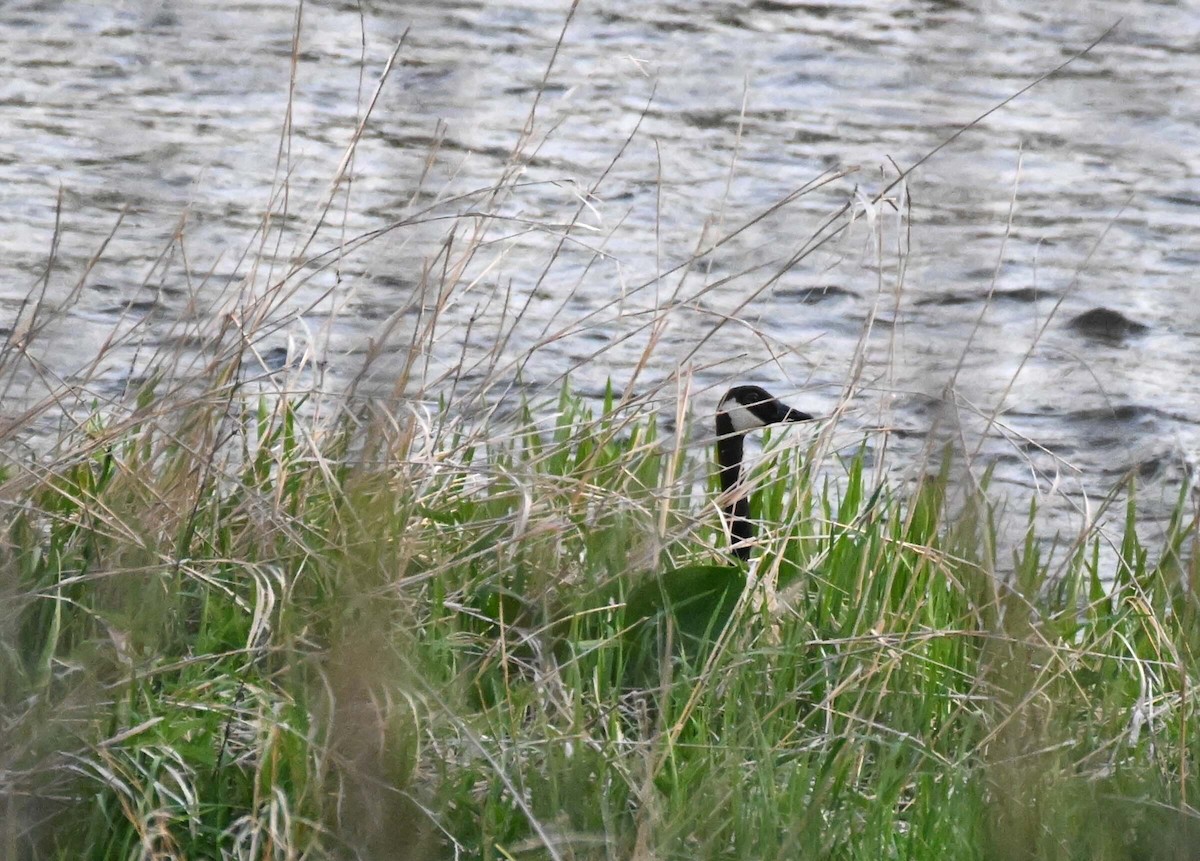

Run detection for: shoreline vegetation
[[3, 15, 1196, 861], [2, 359, 1198, 859]]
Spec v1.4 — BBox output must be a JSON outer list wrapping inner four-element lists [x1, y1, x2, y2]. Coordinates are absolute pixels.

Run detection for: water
[[3, 0, 1200, 558]]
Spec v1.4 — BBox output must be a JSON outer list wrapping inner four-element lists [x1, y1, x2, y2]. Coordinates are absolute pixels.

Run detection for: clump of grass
[[2, 359, 1199, 859]]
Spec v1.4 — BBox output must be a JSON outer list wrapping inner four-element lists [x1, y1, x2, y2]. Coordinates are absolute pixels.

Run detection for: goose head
[[717, 385, 812, 435]]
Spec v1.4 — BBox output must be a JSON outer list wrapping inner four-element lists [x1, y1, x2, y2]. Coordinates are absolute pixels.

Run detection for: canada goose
[[622, 385, 813, 668]]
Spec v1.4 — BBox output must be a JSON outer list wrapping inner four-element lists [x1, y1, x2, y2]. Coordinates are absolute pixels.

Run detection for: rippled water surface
[[3, 0, 1200, 554]]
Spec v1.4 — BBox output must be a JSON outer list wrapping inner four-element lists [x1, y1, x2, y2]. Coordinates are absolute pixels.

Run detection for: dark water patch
[[1014, 435, 1078, 458], [994, 287, 1053, 303], [574, 384, 617, 401], [370, 128, 511, 163], [915, 286, 1055, 307], [1157, 193, 1200, 208], [367, 131, 443, 152], [1162, 250, 1200, 268], [790, 127, 841, 145], [773, 284, 856, 304], [881, 426, 927, 441], [370, 274, 418, 293], [148, 9, 181, 28], [1067, 307, 1150, 342], [917, 208, 1009, 229], [501, 82, 570, 98], [1010, 403, 1173, 424], [595, 9, 706, 34], [343, 340, 403, 358], [1074, 404, 1158, 423], [1136, 455, 1165, 480], [575, 329, 613, 346], [681, 110, 733, 131], [1089, 453, 1166, 480], [258, 346, 290, 371], [343, 302, 391, 322], [100, 299, 159, 315], [750, 0, 807, 12], [1019, 212, 1127, 232], [249, 345, 326, 375], [157, 282, 197, 300]]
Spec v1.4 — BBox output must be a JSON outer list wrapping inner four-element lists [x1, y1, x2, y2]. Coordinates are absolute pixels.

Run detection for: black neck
[[715, 412, 752, 561]]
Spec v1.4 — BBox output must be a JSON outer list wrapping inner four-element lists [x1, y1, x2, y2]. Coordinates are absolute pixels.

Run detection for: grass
[[2, 370, 1199, 860], [1, 12, 1191, 860]]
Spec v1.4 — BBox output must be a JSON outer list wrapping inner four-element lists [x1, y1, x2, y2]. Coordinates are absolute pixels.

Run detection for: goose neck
[[715, 411, 752, 561], [715, 413, 745, 492]]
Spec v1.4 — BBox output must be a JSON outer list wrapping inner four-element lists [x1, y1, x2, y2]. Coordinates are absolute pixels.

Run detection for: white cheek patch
[[718, 399, 767, 433]]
